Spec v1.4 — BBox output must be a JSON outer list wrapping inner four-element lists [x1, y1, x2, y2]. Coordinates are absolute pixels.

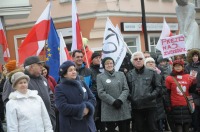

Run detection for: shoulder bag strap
[[172, 76, 188, 101]]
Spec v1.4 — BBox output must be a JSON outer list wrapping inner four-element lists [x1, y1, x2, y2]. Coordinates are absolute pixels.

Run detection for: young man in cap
[[90, 52, 106, 132], [23, 56, 56, 130]]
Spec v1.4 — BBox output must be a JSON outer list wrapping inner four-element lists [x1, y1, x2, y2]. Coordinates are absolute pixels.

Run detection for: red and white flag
[[59, 32, 71, 65], [156, 18, 173, 51], [0, 18, 10, 63], [71, 0, 83, 51], [18, 3, 51, 64]]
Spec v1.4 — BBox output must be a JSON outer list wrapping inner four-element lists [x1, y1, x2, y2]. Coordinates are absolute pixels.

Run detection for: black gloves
[[112, 99, 123, 109]]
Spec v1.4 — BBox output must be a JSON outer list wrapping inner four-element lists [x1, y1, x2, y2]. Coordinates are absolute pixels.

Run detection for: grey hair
[[130, 51, 145, 64], [24, 65, 30, 70]]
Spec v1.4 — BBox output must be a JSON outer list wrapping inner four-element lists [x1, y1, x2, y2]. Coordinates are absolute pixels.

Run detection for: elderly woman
[[6, 72, 53, 132], [55, 60, 96, 132], [97, 57, 131, 132]]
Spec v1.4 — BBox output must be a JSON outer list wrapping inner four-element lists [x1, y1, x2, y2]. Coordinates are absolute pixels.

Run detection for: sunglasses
[[134, 58, 143, 61]]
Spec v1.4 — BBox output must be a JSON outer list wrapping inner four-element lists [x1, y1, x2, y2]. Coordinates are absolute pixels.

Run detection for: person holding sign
[[165, 60, 196, 132], [176, 0, 200, 50], [185, 49, 200, 132]]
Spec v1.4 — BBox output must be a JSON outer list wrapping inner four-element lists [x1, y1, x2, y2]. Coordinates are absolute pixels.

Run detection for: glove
[[112, 99, 123, 109]]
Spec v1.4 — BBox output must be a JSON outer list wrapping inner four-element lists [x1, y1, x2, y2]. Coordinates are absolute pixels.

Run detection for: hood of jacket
[[9, 89, 38, 100]]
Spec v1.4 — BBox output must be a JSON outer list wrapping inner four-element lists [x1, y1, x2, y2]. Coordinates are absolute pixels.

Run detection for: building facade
[[0, 0, 198, 61]]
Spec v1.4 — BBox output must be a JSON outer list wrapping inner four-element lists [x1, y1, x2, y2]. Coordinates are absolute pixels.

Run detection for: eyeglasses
[[134, 58, 143, 61]]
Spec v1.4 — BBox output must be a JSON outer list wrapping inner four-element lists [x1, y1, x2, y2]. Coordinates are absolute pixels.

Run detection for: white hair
[[130, 51, 145, 64], [24, 65, 30, 71]]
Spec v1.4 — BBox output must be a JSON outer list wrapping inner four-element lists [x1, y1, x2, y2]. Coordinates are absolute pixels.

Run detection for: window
[[193, 0, 200, 7], [124, 35, 141, 53], [148, 34, 160, 53]]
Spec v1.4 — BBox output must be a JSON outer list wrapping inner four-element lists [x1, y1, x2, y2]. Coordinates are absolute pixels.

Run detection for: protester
[[55, 60, 96, 132], [23, 56, 56, 129], [90, 52, 106, 132], [143, 51, 151, 59], [157, 55, 172, 79], [6, 72, 53, 132], [185, 49, 200, 132], [2, 60, 18, 104], [0, 65, 6, 132], [97, 57, 131, 132], [165, 60, 195, 132], [72, 50, 93, 88], [82, 37, 93, 67], [144, 57, 166, 132], [119, 52, 134, 75], [127, 51, 161, 132], [42, 64, 57, 93]]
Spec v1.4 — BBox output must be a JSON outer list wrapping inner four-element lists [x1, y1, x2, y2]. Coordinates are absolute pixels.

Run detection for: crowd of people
[[0, 48, 200, 132]]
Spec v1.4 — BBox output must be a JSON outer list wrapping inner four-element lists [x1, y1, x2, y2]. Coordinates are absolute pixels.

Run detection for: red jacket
[[165, 74, 193, 107]]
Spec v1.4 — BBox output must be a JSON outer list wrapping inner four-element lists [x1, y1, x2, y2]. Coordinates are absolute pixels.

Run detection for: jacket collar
[[9, 89, 38, 100]]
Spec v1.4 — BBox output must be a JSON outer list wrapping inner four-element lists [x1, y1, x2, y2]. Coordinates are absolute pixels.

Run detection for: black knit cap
[[59, 61, 75, 77], [91, 52, 101, 60], [101, 57, 114, 69]]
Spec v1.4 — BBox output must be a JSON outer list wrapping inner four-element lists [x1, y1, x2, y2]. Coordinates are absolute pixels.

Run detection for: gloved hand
[[112, 99, 123, 109]]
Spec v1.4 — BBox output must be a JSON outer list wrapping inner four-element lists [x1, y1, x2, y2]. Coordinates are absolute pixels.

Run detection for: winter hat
[[144, 57, 155, 66], [173, 60, 184, 67], [5, 60, 17, 72], [91, 52, 101, 60], [59, 61, 75, 77], [11, 72, 30, 88], [101, 57, 114, 69], [157, 55, 169, 63], [24, 56, 44, 67]]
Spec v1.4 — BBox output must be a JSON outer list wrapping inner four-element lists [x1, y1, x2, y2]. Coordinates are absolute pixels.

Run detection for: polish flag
[[59, 32, 72, 65], [71, 0, 83, 51], [156, 18, 173, 51], [0, 18, 10, 62], [18, 3, 51, 64]]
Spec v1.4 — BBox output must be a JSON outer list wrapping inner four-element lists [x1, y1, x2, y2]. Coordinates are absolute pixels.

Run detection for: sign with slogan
[[160, 34, 187, 58]]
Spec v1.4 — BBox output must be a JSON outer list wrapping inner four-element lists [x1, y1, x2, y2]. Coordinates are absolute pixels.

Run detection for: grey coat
[[97, 71, 131, 122]]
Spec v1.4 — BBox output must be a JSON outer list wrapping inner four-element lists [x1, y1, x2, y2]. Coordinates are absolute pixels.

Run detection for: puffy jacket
[[127, 67, 162, 109], [6, 90, 53, 132]]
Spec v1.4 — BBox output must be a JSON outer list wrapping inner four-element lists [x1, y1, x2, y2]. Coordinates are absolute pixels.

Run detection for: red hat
[[173, 60, 184, 67]]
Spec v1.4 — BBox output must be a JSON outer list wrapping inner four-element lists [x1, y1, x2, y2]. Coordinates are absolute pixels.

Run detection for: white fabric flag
[[156, 18, 172, 51], [59, 32, 68, 65], [102, 18, 127, 71]]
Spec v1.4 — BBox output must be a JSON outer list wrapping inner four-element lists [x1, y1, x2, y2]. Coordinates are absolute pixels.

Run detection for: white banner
[[102, 18, 127, 71], [161, 34, 187, 58]]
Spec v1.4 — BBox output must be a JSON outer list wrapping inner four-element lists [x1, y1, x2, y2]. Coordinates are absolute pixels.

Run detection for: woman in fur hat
[[6, 72, 53, 132], [185, 49, 200, 131]]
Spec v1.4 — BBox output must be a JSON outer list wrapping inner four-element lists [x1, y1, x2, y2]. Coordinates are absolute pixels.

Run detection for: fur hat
[[91, 52, 101, 60], [11, 72, 30, 88], [144, 57, 155, 66], [101, 57, 114, 69], [5, 60, 17, 72], [59, 61, 75, 77], [24, 56, 44, 67]]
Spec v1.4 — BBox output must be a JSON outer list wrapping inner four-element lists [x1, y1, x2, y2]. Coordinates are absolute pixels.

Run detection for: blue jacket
[[55, 77, 96, 132]]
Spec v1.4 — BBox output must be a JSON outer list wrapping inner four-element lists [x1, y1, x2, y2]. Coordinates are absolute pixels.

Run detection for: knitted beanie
[[101, 57, 114, 69], [144, 57, 155, 66], [91, 52, 101, 60], [59, 61, 75, 77], [11, 72, 30, 88], [5, 60, 17, 72]]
